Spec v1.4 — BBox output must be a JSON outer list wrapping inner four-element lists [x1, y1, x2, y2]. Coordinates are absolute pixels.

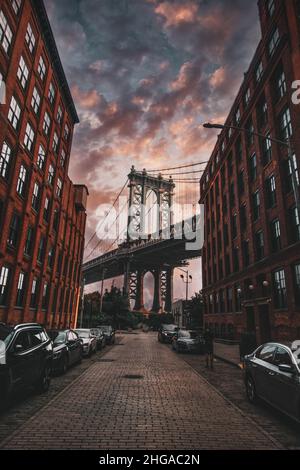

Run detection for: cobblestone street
[[0, 332, 289, 450]]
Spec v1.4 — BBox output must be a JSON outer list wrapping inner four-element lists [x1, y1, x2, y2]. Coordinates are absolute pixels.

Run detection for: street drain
[[123, 374, 144, 380], [99, 359, 115, 362]]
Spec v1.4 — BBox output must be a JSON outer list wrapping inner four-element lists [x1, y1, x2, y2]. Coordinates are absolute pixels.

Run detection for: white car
[[74, 329, 97, 357]]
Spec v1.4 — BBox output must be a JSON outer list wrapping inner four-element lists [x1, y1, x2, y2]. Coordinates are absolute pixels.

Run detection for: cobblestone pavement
[[178, 350, 300, 449], [1, 333, 282, 450], [0, 337, 122, 445]]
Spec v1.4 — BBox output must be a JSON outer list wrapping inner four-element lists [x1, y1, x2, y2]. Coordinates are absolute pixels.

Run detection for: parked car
[[158, 324, 178, 343], [90, 328, 106, 350], [172, 329, 205, 354], [244, 341, 300, 423], [47, 329, 82, 374], [0, 323, 53, 405], [98, 325, 115, 345], [74, 329, 97, 357]]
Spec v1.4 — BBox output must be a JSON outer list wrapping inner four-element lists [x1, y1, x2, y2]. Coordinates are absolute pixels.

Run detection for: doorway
[[258, 304, 271, 343]]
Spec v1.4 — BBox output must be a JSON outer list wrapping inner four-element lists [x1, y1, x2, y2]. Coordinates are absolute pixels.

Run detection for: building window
[[246, 119, 254, 147], [25, 23, 36, 53], [0, 141, 12, 180], [52, 132, 59, 154], [8, 96, 21, 130], [38, 56, 46, 81], [232, 213, 237, 239], [266, 175, 276, 208], [235, 137, 243, 163], [289, 207, 300, 243], [0, 266, 10, 305], [8, 212, 20, 247], [16, 271, 25, 307], [42, 282, 49, 310], [274, 65, 286, 101], [238, 170, 244, 195], [60, 149, 66, 167], [235, 285, 242, 311], [255, 61, 263, 83], [31, 86, 41, 114], [0, 10, 13, 53], [255, 230, 264, 260], [249, 153, 257, 181], [43, 197, 50, 222], [43, 111, 51, 136], [48, 82, 56, 105], [24, 122, 35, 152], [268, 28, 280, 57], [267, 0, 275, 16], [24, 225, 34, 256], [252, 191, 260, 220], [16, 164, 27, 197], [279, 107, 292, 141], [57, 105, 63, 124], [270, 219, 281, 252], [31, 181, 40, 211], [30, 277, 38, 308], [48, 246, 54, 268], [235, 108, 241, 125], [244, 88, 251, 107], [56, 178, 62, 198], [17, 56, 29, 89], [229, 183, 235, 207], [293, 263, 300, 308], [64, 123, 70, 141], [262, 133, 272, 165], [53, 209, 59, 232], [285, 154, 299, 193], [233, 247, 239, 272], [37, 144, 45, 171], [257, 95, 268, 128], [273, 269, 287, 309], [240, 204, 247, 231], [11, 0, 22, 15], [48, 164, 55, 185], [242, 240, 250, 267], [37, 236, 45, 264]]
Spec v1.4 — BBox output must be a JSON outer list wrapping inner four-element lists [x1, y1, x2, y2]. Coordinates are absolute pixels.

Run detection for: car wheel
[[246, 376, 257, 404], [35, 365, 51, 394]]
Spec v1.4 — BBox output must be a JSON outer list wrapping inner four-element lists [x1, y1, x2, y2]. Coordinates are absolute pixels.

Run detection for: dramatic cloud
[[45, 0, 260, 299]]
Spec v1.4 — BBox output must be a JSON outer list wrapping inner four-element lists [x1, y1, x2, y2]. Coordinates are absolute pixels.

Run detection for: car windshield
[[49, 331, 66, 344], [0, 324, 13, 345], [162, 324, 177, 332], [75, 330, 90, 338], [91, 329, 100, 336]]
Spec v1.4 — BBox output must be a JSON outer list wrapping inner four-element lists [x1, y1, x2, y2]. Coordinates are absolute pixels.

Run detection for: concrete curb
[[214, 354, 242, 370]]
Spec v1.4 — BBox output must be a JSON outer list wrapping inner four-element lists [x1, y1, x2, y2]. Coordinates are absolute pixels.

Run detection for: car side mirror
[[278, 364, 295, 374]]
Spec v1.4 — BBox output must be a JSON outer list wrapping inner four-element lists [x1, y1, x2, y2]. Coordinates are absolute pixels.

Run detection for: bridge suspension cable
[[147, 161, 208, 172], [84, 178, 129, 251]]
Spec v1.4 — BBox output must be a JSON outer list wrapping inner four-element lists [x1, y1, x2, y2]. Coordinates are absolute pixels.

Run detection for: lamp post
[[203, 122, 300, 215], [79, 277, 85, 328], [99, 268, 107, 314], [179, 269, 193, 328]]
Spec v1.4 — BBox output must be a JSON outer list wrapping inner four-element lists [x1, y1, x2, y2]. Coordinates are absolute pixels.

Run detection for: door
[[246, 307, 256, 333], [253, 344, 277, 403], [8, 331, 35, 389], [28, 329, 47, 383], [258, 304, 271, 343], [271, 346, 299, 418], [67, 331, 78, 364]]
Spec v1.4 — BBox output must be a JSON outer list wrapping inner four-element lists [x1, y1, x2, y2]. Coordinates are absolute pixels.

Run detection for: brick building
[[200, 0, 300, 343], [0, 0, 88, 328]]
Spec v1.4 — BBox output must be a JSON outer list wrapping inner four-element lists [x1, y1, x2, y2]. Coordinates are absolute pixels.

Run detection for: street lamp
[[99, 268, 107, 314], [203, 122, 300, 215]]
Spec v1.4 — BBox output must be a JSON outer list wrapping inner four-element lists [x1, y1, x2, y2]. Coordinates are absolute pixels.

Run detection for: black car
[[0, 323, 53, 405], [158, 324, 178, 343], [47, 329, 82, 374], [244, 341, 300, 423], [98, 325, 115, 344], [90, 328, 106, 350], [172, 330, 205, 354]]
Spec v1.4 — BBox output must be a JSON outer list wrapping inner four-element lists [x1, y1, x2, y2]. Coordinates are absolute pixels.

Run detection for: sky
[[45, 0, 261, 306]]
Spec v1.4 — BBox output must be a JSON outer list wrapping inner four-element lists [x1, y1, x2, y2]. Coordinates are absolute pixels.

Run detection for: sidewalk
[[214, 341, 242, 369]]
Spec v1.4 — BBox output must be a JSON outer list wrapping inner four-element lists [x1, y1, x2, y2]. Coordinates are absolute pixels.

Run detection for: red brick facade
[[0, 0, 88, 328], [200, 0, 300, 343]]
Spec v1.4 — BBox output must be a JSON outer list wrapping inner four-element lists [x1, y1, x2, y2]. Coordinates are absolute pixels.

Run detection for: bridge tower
[[124, 166, 175, 314]]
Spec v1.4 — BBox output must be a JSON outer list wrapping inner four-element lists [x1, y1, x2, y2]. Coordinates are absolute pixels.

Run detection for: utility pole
[[79, 277, 85, 328]]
